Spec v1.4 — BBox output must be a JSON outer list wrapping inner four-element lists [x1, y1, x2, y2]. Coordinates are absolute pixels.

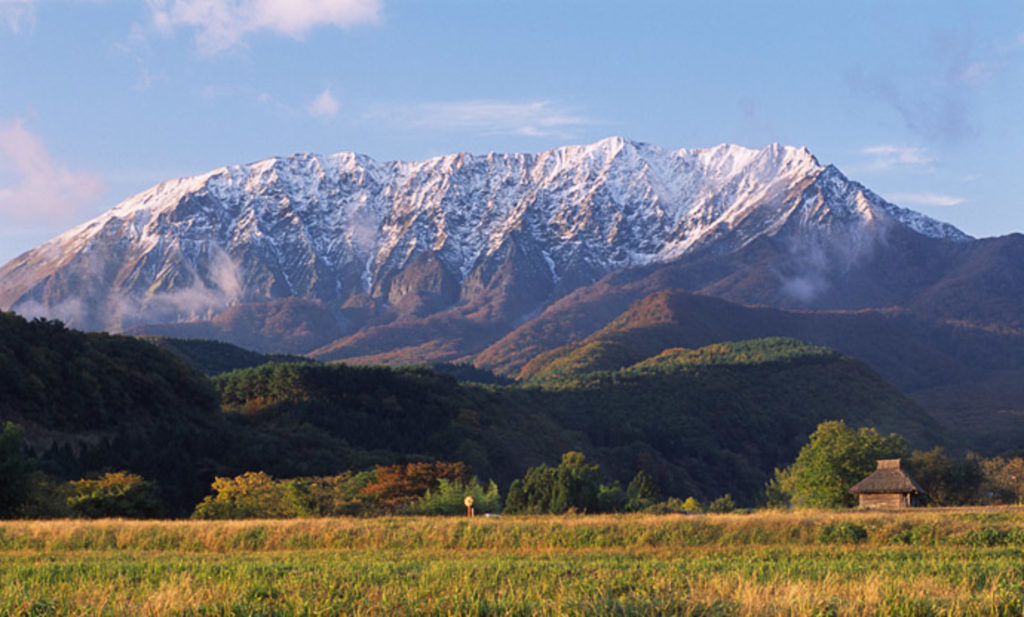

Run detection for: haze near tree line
[[0, 0, 1022, 268]]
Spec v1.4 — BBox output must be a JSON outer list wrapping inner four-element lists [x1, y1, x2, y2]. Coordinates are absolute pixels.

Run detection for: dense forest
[[142, 337, 311, 375], [0, 311, 944, 515]]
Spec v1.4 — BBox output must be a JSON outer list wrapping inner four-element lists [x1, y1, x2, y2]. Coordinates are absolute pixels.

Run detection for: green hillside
[[514, 289, 1024, 451], [0, 311, 940, 511]]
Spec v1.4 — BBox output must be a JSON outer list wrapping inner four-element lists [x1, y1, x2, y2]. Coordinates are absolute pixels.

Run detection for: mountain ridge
[[0, 137, 968, 337]]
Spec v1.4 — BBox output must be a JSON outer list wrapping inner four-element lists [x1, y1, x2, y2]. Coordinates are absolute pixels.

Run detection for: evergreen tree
[[625, 469, 659, 511], [503, 452, 603, 514], [0, 422, 34, 518], [504, 479, 526, 513], [555, 451, 600, 512]]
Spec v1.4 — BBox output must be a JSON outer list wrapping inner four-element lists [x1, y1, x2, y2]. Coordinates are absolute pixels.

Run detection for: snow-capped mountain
[[0, 137, 970, 337]]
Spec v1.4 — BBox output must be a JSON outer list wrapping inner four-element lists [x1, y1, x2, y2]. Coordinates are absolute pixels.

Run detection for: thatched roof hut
[[849, 459, 925, 509]]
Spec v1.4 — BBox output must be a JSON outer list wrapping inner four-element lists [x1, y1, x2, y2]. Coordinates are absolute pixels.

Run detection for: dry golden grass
[[3, 509, 1024, 615], [4, 507, 1020, 551]]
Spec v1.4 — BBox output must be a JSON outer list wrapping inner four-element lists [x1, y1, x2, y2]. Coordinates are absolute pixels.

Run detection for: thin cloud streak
[[0, 120, 103, 225], [372, 100, 593, 138], [885, 192, 966, 208], [954, 61, 1002, 84], [148, 0, 381, 53], [860, 145, 935, 171]]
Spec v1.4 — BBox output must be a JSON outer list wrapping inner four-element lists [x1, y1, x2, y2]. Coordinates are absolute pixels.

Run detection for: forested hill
[[210, 338, 939, 506], [143, 337, 310, 376], [0, 313, 219, 430], [0, 311, 230, 511], [0, 310, 940, 511]]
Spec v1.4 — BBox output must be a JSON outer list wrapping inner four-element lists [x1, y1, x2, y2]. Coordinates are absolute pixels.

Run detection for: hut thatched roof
[[849, 459, 926, 495]]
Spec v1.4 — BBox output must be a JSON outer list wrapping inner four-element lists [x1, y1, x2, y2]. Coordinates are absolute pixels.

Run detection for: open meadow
[[3, 510, 1024, 616]]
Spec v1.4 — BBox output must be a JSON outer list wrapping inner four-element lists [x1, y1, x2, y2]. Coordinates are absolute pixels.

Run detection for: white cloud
[[309, 88, 339, 119], [885, 192, 966, 207], [0, 0, 35, 33], [149, 0, 381, 53], [860, 145, 934, 171], [372, 100, 593, 138], [0, 120, 103, 224]]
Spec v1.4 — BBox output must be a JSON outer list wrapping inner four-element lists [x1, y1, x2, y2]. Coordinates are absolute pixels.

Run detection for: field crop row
[[3, 510, 1024, 616]]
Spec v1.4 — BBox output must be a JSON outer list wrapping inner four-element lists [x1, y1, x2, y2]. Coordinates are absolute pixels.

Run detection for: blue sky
[[1, 1, 1022, 264]]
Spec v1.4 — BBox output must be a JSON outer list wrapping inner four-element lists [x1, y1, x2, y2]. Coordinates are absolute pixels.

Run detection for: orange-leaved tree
[[360, 462, 471, 513]]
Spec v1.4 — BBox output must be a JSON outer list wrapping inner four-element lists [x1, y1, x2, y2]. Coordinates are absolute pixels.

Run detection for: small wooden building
[[849, 459, 925, 509]]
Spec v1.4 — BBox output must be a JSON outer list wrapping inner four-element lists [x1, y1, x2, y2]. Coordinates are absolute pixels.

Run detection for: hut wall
[[858, 493, 907, 509]]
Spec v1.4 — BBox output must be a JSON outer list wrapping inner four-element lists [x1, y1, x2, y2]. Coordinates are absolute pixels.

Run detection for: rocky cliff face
[[0, 137, 968, 338]]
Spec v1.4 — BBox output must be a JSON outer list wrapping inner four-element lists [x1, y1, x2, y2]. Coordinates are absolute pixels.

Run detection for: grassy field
[[3, 510, 1024, 616]]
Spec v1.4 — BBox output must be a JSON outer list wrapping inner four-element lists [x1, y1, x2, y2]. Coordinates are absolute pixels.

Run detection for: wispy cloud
[[0, 120, 103, 224], [0, 0, 35, 33], [148, 0, 381, 54], [884, 192, 965, 207], [850, 70, 973, 146], [860, 145, 935, 171], [844, 28, 1020, 146], [371, 100, 593, 138], [953, 60, 1002, 84], [309, 88, 339, 119]]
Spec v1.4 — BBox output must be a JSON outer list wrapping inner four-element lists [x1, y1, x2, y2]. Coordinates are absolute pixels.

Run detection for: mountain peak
[[1, 138, 971, 333]]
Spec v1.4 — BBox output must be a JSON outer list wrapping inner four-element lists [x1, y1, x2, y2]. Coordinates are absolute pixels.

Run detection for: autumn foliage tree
[[359, 462, 471, 513]]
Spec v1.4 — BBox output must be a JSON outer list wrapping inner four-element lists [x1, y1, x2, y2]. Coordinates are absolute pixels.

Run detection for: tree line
[[6, 418, 1024, 519], [766, 420, 1024, 508]]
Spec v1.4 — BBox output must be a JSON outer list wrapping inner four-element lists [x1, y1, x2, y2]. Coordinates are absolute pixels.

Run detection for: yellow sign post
[[464, 495, 474, 518]]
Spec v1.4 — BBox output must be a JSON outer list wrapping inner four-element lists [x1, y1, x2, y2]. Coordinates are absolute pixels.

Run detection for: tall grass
[[3, 509, 1024, 616]]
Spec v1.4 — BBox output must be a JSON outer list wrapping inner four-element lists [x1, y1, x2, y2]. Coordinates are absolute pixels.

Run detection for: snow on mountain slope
[[0, 137, 970, 331]]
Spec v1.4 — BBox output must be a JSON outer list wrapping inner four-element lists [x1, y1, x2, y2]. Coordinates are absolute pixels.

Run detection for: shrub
[[707, 494, 735, 513], [680, 496, 704, 513], [65, 471, 162, 519], [964, 527, 1010, 547], [597, 482, 627, 513], [192, 471, 300, 519], [820, 521, 868, 544], [640, 497, 688, 514], [413, 477, 502, 515]]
